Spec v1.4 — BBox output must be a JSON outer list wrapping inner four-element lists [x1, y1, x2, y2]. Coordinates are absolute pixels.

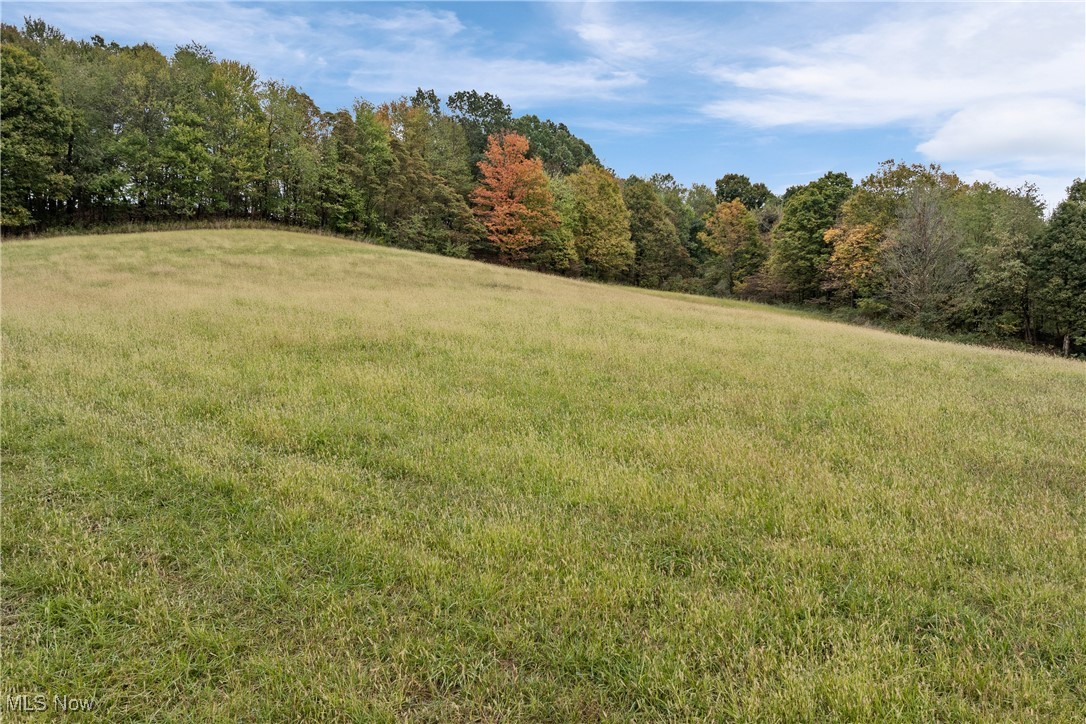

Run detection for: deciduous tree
[[260, 81, 322, 225], [766, 171, 853, 300], [567, 164, 633, 280], [882, 185, 967, 325], [954, 183, 1044, 339], [714, 173, 774, 210], [447, 90, 512, 173], [205, 59, 267, 216], [624, 177, 688, 287], [470, 133, 559, 263], [511, 114, 598, 176], [699, 199, 764, 295], [823, 223, 883, 309], [0, 43, 71, 227]]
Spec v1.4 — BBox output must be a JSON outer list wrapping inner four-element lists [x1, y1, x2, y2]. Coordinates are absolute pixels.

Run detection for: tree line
[[2, 20, 1083, 355]]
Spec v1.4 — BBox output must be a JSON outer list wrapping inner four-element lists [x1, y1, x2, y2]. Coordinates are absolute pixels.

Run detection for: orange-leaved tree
[[470, 133, 559, 263]]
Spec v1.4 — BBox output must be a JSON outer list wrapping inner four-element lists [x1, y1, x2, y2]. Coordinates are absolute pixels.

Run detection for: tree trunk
[[1063, 334, 1071, 357]]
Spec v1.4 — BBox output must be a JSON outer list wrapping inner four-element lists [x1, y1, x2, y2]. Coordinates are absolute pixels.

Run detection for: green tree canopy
[[510, 114, 599, 177], [0, 43, 71, 227], [567, 164, 633, 280], [447, 90, 512, 172], [714, 173, 774, 210], [624, 176, 689, 288], [768, 171, 854, 299], [260, 81, 322, 225], [698, 199, 765, 295], [1030, 179, 1086, 354]]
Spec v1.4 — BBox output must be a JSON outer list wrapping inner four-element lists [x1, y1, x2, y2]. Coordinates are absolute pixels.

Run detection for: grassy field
[[3, 229, 1084, 721]]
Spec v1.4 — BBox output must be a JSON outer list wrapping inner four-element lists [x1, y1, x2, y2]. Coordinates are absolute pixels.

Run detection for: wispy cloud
[[346, 52, 643, 107], [917, 98, 1084, 171], [701, 2, 1085, 180], [337, 4, 646, 106], [566, 2, 701, 63], [351, 7, 464, 38]]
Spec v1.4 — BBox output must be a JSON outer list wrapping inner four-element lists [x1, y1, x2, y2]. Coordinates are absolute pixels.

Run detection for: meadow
[[3, 229, 1084, 721]]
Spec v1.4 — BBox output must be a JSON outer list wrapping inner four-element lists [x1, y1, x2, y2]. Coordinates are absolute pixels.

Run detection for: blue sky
[[5, 1, 1084, 208]]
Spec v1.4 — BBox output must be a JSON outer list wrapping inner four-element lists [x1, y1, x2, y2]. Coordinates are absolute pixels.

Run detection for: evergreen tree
[[378, 101, 482, 257], [1031, 180, 1086, 354]]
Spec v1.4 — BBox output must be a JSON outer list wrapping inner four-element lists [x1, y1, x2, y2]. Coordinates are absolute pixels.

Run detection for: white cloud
[[575, 19, 657, 61], [340, 3, 648, 107], [917, 98, 1085, 170], [701, 2, 1085, 184], [347, 52, 643, 107], [705, 4, 1082, 126], [556, 0, 741, 115], [567, 3, 699, 62], [569, 118, 657, 135], [326, 7, 464, 39]]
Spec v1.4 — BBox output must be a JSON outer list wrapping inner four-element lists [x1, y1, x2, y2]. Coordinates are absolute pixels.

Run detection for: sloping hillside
[[3, 230, 1084, 720]]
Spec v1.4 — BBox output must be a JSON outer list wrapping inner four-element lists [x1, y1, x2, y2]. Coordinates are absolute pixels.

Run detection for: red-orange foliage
[[470, 133, 559, 262]]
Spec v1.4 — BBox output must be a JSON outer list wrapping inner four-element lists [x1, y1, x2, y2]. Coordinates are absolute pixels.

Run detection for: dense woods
[[2, 20, 1083, 354]]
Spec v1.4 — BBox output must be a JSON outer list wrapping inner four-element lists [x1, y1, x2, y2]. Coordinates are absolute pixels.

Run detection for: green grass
[[3, 229, 1084, 721]]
